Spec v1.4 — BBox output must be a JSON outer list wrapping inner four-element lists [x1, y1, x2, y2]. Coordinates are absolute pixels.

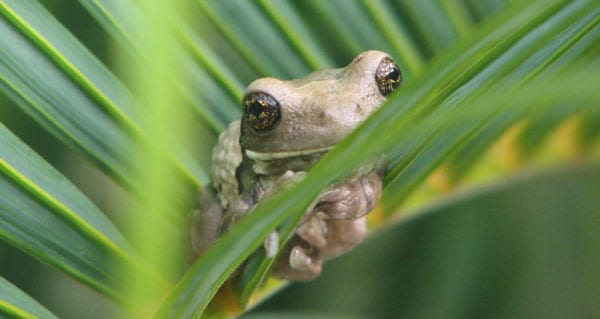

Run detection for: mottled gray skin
[[190, 51, 396, 281]]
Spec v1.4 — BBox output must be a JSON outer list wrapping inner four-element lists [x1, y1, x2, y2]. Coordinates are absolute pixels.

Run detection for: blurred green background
[[248, 164, 600, 319], [0, 2, 121, 318], [0, 1, 598, 318]]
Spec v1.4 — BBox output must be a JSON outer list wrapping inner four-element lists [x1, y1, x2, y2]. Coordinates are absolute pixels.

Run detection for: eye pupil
[[375, 57, 402, 96], [248, 101, 263, 117], [388, 68, 400, 81], [243, 92, 281, 133]]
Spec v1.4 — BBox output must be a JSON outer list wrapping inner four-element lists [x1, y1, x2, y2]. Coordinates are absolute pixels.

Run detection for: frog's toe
[[289, 246, 321, 273], [316, 185, 367, 219], [274, 241, 322, 281], [296, 212, 328, 249], [315, 173, 382, 219]]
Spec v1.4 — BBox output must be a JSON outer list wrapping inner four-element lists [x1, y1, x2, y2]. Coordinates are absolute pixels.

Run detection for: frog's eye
[[243, 92, 281, 133], [375, 57, 402, 96]]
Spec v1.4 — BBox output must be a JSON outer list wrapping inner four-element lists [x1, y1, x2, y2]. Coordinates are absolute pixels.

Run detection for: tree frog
[[190, 50, 402, 281]]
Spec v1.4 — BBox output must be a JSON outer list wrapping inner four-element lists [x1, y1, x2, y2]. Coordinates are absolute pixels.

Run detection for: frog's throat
[[245, 146, 335, 161]]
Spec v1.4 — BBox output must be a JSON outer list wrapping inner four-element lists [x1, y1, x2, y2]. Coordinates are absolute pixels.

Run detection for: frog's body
[[190, 50, 402, 280]]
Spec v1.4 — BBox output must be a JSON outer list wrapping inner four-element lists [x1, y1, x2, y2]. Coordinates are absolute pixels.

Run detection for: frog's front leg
[[279, 214, 367, 280], [273, 169, 383, 280], [274, 234, 323, 281], [189, 185, 224, 261], [260, 170, 306, 257], [314, 170, 383, 220]]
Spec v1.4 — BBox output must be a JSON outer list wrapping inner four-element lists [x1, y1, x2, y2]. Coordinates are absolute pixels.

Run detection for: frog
[[190, 50, 402, 281]]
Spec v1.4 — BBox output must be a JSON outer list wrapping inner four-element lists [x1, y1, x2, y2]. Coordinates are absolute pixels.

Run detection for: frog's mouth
[[245, 146, 335, 175], [245, 145, 335, 161]]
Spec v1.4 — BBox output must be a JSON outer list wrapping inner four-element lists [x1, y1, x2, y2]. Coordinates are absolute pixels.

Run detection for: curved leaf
[[0, 0, 140, 122], [252, 163, 600, 318], [0, 122, 168, 302], [0, 12, 136, 187], [1, 0, 598, 317], [438, 0, 474, 39], [177, 70, 591, 315], [383, 0, 599, 208], [76, 0, 143, 56], [0, 0, 206, 190], [181, 54, 239, 133], [361, 0, 426, 76], [77, 0, 245, 136], [198, 0, 311, 78], [446, 2, 600, 183], [394, 0, 461, 56], [229, 0, 598, 304], [256, 0, 334, 70], [158, 42, 600, 319], [179, 28, 244, 124], [0, 277, 57, 319], [306, 0, 398, 60]]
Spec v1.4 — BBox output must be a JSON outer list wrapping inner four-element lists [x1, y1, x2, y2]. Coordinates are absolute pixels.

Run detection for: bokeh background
[[0, 1, 598, 318]]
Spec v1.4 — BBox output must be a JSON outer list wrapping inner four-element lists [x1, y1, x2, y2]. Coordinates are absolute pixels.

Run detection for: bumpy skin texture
[[190, 50, 401, 280], [274, 168, 385, 280]]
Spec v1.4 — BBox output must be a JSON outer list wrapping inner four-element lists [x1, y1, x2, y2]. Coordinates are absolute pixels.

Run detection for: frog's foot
[[290, 246, 321, 274], [322, 216, 367, 259], [315, 172, 382, 220], [274, 238, 322, 281], [296, 211, 328, 249]]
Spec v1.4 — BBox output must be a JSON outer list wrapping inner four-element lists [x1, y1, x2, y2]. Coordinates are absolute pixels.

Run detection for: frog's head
[[240, 50, 401, 163]]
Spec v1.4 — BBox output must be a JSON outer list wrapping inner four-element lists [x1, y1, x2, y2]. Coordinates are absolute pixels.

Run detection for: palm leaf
[[161, 61, 599, 317], [0, 0, 206, 191], [0, 121, 168, 302], [159, 0, 600, 316], [0, 0, 598, 318], [76, 0, 245, 134], [383, 0, 600, 209], [0, 277, 57, 319], [251, 162, 600, 318]]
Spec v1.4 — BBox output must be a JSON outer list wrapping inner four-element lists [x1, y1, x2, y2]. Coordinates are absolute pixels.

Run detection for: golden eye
[[243, 92, 281, 133], [375, 57, 402, 96]]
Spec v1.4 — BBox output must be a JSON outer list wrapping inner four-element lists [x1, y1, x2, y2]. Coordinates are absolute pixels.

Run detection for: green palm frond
[[0, 277, 57, 319], [251, 162, 600, 318], [0, 0, 207, 191], [0, 0, 598, 318], [0, 121, 168, 302]]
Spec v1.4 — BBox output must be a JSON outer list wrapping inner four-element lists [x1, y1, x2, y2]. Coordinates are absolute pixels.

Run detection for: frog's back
[[189, 121, 242, 260], [211, 120, 243, 209]]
